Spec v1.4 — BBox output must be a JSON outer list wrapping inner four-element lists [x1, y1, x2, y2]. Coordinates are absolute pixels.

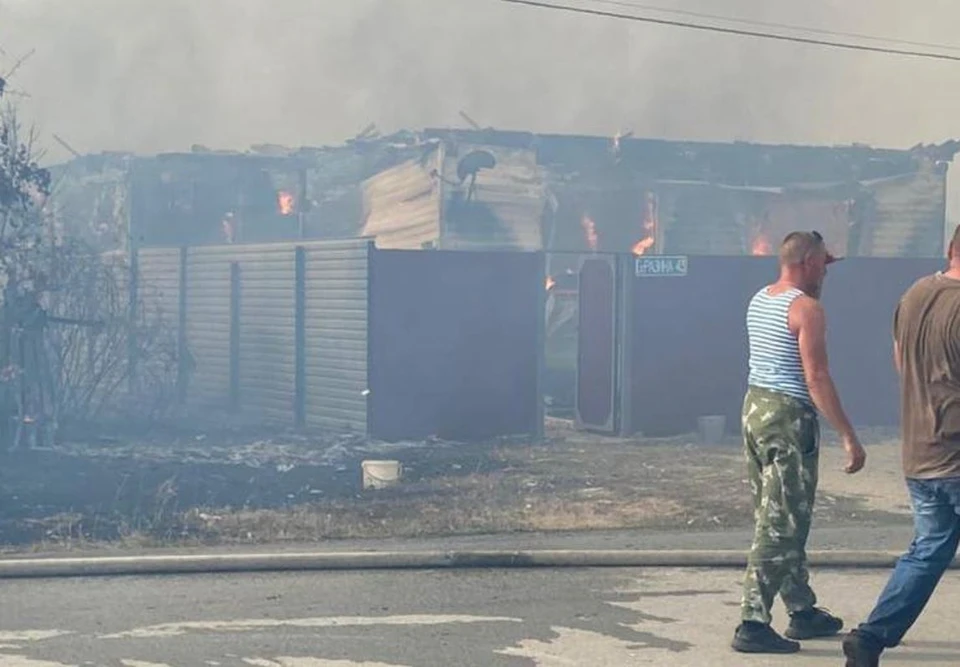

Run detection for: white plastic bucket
[[697, 415, 727, 445], [361, 460, 403, 490]]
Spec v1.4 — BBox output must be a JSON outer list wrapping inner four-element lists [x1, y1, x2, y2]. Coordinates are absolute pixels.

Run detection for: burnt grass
[[0, 424, 906, 551]]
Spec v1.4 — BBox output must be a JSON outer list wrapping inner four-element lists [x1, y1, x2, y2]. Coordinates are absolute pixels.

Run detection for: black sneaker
[[732, 622, 801, 654], [842, 630, 882, 667], [785, 607, 844, 640]]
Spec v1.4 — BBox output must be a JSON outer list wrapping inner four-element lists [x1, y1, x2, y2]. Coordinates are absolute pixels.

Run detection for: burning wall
[[361, 140, 546, 252], [751, 194, 852, 257], [48, 129, 958, 258], [445, 128, 958, 259]]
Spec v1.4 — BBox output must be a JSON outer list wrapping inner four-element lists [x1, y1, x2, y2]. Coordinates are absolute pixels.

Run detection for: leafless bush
[[0, 93, 178, 445], [43, 241, 179, 431]]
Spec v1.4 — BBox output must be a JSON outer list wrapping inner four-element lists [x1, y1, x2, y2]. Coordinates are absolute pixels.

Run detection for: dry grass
[[178, 428, 908, 545], [169, 433, 747, 544], [0, 422, 910, 551]]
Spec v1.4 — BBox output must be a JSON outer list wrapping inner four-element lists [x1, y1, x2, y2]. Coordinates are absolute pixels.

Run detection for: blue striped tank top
[[746, 286, 811, 404]]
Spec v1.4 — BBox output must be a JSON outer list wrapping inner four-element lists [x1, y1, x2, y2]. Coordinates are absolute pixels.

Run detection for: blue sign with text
[[635, 255, 688, 277]]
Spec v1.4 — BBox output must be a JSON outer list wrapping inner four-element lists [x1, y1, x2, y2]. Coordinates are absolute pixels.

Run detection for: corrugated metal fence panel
[[137, 247, 180, 324], [302, 239, 370, 431], [233, 243, 297, 422], [184, 246, 234, 408], [100, 250, 130, 311]]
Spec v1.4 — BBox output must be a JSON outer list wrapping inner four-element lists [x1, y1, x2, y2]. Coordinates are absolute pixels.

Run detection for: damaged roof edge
[[47, 128, 960, 193], [425, 127, 960, 160]]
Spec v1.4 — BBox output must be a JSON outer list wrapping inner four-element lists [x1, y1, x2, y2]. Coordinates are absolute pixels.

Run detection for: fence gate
[[575, 254, 620, 433]]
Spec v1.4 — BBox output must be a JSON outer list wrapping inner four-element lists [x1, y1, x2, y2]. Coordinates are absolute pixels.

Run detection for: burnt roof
[[424, 128, 960, 187]]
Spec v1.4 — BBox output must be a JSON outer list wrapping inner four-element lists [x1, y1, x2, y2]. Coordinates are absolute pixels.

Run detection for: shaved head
[[776, 230, 836, 299], [779, 231, 826, 266]]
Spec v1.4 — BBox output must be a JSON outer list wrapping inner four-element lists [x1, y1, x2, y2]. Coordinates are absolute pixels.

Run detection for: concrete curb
[[0, 549, 942, 579]]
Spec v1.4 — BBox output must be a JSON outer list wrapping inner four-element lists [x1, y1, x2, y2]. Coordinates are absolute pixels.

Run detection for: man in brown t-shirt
[[843, 224, 960, 666]]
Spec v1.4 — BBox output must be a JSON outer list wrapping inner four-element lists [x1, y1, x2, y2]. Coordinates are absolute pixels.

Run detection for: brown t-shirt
[[894, 272, 960, 478]]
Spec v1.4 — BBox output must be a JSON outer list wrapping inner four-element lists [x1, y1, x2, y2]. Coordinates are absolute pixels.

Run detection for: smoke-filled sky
[[2, 0, 960, 162]]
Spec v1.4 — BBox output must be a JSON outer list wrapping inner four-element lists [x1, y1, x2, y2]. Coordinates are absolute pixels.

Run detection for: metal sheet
[[367, 249, 541, 441], [231, 244, 297, 423], [137, 248, 181, 327], [360, 148, 442, 249], [302, 239, 370, 432], [441, 143, 545, 251], [862, 169, 947, 257], [624, 256, 943, 437], [184, 248, 233, 409], [575, 255, 618, 433]]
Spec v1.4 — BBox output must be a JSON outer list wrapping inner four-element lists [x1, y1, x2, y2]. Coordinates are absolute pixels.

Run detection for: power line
[[500, 0, 960, 62], [587, 0, 960, 52]]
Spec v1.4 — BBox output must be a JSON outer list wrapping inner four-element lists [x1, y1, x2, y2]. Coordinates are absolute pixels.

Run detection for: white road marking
[[120, 661, 174, 667], [0, 656, 75, 667], [496, 626, 642, 666], [0, 632, 69, 644], [0, 632, 71, 651], [100, 614, 522, 639]]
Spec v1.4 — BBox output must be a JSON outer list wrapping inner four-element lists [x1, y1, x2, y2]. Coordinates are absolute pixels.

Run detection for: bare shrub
[[0, 91, 178, 447], [42, 242, 179, 432]]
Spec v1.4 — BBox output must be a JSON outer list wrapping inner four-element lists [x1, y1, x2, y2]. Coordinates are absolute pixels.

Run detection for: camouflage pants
[[740, 386, 820, 624]]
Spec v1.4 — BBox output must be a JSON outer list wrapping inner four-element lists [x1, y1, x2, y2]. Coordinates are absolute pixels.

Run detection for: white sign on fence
[[635, 255, 688, 277]]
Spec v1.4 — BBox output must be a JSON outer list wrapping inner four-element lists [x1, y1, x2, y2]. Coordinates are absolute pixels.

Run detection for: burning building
[[360, 137, 545, 251], [45, 129, 431, 251], [43, 128, 960, 421], [358, 128, 959, 300], [47, 129, 959, 261]]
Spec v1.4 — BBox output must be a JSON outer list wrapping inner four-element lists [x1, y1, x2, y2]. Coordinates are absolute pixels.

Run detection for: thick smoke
[[1, 0, 958, 161]]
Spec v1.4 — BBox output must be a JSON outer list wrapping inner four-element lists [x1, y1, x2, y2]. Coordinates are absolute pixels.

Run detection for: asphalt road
[[3, 566, 959, 666]]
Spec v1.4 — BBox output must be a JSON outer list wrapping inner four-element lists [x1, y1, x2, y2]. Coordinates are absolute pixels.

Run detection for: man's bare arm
[[793, 298, 857, 440]]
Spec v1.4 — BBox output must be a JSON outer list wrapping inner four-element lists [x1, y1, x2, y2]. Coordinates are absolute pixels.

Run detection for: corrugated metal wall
[[861, 169, 946, 257], [143, 240, 370, 426], [302, 239, 370, 431], [102, 240, 544, 439], [184, 246, 234, 408], [232, 243, 297, 422], [133, 239, 545, 440], [360, 147, 442, 249], [137, 248, 180, 324], [441, 143, 545, 251]]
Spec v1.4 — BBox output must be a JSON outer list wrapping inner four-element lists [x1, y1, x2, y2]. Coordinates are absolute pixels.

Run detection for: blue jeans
[[857, 477, 960, 648]]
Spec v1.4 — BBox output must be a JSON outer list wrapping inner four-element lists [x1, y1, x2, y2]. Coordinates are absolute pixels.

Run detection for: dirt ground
[[0, 419, 912, 552]]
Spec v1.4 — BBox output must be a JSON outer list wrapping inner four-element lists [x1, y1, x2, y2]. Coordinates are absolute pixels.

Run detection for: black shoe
[[785, 607, 844, 640], [842, 630, 882, 667], [732, 622, 801, 654]]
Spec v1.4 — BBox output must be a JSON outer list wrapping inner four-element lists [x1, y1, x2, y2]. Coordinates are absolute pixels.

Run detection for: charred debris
[[46, 128, 960, 269]]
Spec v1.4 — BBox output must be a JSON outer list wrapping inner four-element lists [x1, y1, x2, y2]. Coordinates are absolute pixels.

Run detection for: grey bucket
[[697, 415, 727, 445]]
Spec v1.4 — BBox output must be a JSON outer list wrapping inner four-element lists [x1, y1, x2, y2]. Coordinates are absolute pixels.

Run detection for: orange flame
[[581, 214, 598, 251], [545, 275, 556, 291], [750, 230, 773, 256], [632, 192, 658, 256], [631, 236, 655, 256], [278, 190, 295, 216]]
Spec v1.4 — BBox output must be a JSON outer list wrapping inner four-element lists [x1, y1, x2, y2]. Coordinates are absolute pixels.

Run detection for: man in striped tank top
[[732, 230, 867, 655]]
